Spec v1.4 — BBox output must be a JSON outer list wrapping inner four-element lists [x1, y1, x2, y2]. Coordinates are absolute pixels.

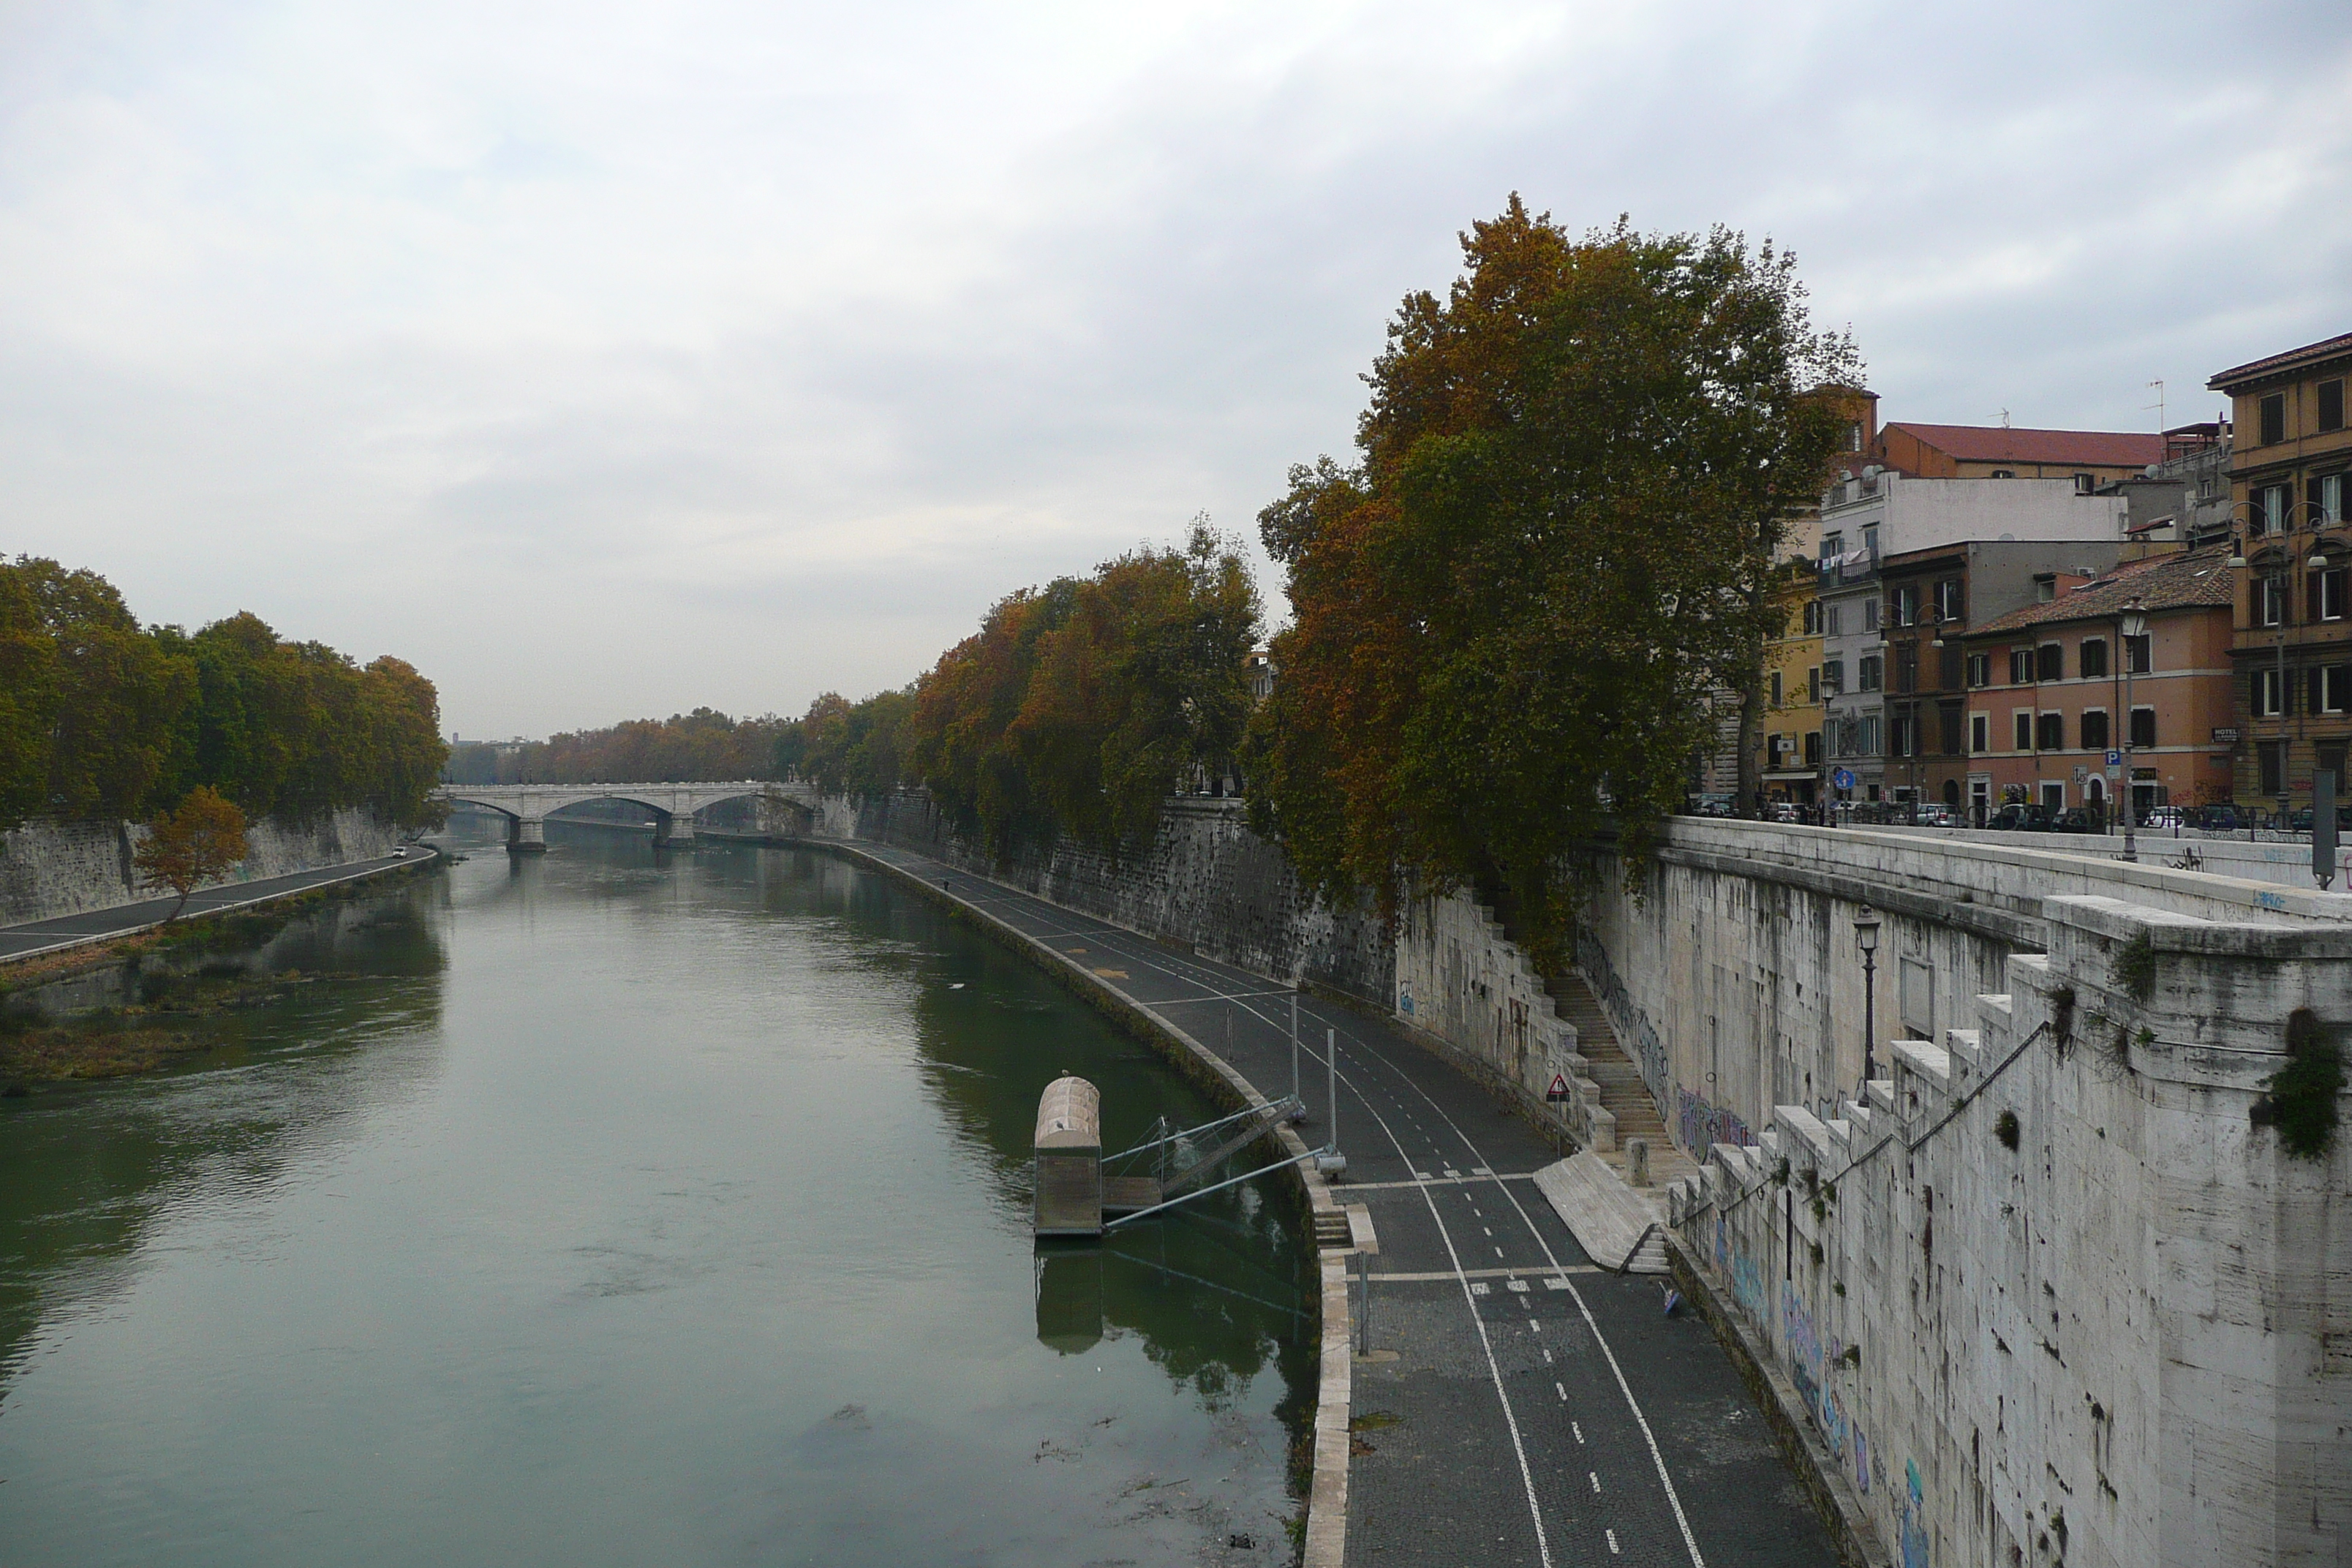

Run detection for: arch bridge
[[434, 781, 823, 853]]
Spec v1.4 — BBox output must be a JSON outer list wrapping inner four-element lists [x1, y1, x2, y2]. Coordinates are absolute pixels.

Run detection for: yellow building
[[1758, 540, 1826, 805], [2209, 331, 2352, 810]]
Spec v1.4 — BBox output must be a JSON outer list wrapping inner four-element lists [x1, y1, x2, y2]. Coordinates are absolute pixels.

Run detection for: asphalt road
[[0, 847, 431, 963], [845, 839, 1836, 1568]]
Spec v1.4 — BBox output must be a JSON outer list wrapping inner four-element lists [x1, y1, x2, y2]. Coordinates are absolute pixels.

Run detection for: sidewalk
[[838, 837, 1839, 1568], [0, 848, 431, 965]]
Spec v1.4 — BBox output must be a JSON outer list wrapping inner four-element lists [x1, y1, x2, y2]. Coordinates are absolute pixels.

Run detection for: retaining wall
[[856, 791, 1394, 1005], [0, 807, 402, 926]]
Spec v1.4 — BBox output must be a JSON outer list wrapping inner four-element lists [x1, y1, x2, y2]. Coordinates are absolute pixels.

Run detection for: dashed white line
[[1607, 1529, 1621, 1555], [1572, 1422, 1586, 1444], [1556, 1382, 1567, 1401], [1589, 1471, 1601, 1493]]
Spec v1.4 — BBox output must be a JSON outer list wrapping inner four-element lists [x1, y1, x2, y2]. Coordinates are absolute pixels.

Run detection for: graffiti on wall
[[1678, 1087, 1754, 1153], [1899, 1459, 1929, 1568], [1731, 1251, 1766, 1319]]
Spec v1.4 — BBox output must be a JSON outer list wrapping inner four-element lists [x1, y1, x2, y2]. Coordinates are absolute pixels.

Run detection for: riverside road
[[843, 839, 1836, 1568]]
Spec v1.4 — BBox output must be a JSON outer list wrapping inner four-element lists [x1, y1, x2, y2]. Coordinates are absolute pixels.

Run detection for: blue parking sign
[[2106, 750, 2122, 767]]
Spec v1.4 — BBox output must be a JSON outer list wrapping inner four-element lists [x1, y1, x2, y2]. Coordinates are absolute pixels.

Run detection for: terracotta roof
[[2207, 331, 2352, 391], [1882, 422, 2164, 469], [1967, 547, 2235, 638]]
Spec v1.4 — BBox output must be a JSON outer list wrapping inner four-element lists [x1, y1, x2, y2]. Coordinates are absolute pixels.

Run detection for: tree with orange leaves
[[1245, 200, 1858, 962]]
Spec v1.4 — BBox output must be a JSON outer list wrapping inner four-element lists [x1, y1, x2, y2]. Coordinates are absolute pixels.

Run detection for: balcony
[[1818, 541, 1881, 584]]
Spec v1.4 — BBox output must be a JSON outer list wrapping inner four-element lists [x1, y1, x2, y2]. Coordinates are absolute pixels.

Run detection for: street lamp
[[1853, 904, 1881, 1092], [2119, 596, 2147, 863]]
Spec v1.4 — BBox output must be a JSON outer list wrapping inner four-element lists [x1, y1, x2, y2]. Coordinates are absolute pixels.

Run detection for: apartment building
[[1961, 546, 2236, 820], [2209, 331, 2352, 813], [1817, 470, 2126, 804], [1877, 422, 2164, 486]]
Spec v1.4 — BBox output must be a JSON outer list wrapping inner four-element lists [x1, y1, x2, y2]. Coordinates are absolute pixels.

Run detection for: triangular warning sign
[[1545, 1073, 1570, 1101]]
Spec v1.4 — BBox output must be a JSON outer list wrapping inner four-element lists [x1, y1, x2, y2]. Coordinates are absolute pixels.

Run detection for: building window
[[2317, 568, 2348, 622], [2035, 574, 2057, 603], [2253, 483, 2289, 536], [2079, 638, 2108, 677], [2259, 739, 2285, 796], [1770, 671, 1784, 706], [1821, 532, 1843, 562], [1861, 524, 1880, 559], [2128, 707, 2156, 748], [1848, 421, 1865, 453], [1891, 585, 1916, 627], [1860, 716, 1881, 755], [2037, 712, 2065, 751], [2124, 633, 2152, 674], [1891, 711, 1916, 757], [2257, 667, 2288, 717], [1803, 599, 1823, 633], [1970, 713, 1989, 753], [1966, 652, 1990, 687], [2322, 379, 2345, 434], [1858, 655, 1882, 692], [2013, 711, 2035, 750], [1863, 598, 1880, 632], [2073, 472, 2095, 494], [1893, 644, 1918, 695], [2327, 667, 2352, 715], [2038, 643, 2064, 682], [1991, 469, 2016, 480], [1804, 731, 1821, 766], [1826, 603, 1844, 636], [2081, 709, 2110, 751], [2010, 648, 2035, 685], [2259, 574, 2288, 627], [1807, 666, 1822, 701], [2261, 392, 2286, 447], [1823, 659, 1844, 695], [1938, 703, 1963, 755], [1936, 578, 1964, 621], [2318, 473, 2345, 527]]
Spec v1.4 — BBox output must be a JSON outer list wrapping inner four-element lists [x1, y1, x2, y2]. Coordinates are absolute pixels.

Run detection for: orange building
[[1960, 546, 2237, 821], [1878, 423, 2165, 486]]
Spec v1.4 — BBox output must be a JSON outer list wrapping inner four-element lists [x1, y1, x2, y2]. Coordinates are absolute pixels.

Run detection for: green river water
[[0, 822, 1314, 1566]]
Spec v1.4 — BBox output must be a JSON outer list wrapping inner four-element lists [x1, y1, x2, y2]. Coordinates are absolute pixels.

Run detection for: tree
[[1245, 200, 1859, 961], [134, 787, 251, 920]]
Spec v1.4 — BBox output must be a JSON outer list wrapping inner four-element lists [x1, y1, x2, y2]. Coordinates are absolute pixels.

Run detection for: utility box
[[1033, 1076, 1104, 1237]]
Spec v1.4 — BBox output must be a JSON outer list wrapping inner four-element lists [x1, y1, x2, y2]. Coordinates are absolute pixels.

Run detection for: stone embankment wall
[[1578, 818, 2351, 1567], [0, 808, 402, 926], [1392, 889, 1597, 1136], [850, 791, 1395, 1005]]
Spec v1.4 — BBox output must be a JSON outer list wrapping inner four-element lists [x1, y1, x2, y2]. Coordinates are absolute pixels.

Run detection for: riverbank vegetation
[[0, 557, 446, 831], [1240, 201, 1859, 959], [443, 707, 791, 785]]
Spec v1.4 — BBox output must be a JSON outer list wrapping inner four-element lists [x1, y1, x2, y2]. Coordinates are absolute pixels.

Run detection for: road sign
[[2106, 750, 2122, 767], [1832, 767, 1855, 791], [1545, 1073, 1571, 1104]]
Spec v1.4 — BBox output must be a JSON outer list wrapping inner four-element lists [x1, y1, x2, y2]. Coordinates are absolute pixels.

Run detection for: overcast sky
[[4, 1, 2348, 739]]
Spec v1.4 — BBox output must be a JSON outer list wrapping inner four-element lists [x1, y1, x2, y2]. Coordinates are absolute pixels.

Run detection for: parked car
[[1986, 804, 2053, 832], [2051, 808, 2102, 834], [2185, 804, 2248, 832], [1912, 803, 1964, 827]]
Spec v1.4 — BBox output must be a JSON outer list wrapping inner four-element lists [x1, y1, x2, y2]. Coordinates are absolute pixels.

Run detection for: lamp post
[[2119, 597, 2147, 863], [1853, 903, 1881, 1092]]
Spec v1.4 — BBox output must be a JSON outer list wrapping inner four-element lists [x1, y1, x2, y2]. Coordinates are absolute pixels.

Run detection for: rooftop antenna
[[1999, 407, 2010, 428], [2146, 379, 2166, 431]]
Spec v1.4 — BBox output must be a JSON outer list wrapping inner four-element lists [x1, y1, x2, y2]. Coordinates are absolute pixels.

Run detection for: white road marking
[[1607, 1529, 1620, 1555], [1589, 1471, 1601, 1493], [1470, 1281, 1491, 1297], [1543, 1349, 1553, 1365], [1573, 1422, 1585, 1444], [1556, 1382, 1567, 1401]]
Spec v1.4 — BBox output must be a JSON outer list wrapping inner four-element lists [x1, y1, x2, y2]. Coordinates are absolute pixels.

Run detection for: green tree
[[0, 563, 62, 826], [1245, 200, 1858, 958], [133, 786, 250, 920]]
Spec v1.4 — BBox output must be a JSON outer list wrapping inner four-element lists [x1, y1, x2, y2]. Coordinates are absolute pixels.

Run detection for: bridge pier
[[655, 810, 697, 849], [508, 815, 548, 854]]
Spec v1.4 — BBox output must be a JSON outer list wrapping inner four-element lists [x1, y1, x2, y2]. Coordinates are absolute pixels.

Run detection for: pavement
[[0, 848, 431, 964], [844, 838, 1838, 1568]]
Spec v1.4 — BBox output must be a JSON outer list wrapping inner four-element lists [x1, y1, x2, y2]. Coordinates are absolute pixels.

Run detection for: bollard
[[1627, 1137, 1650, 1188]]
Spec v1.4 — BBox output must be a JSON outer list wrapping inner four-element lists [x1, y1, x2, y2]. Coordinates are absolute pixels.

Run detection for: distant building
[[1876, 422, 2165, 486], [1245, 645, 1274, 704], [1961, 546, 2238, 821], [2209, 331, 2352, 814]]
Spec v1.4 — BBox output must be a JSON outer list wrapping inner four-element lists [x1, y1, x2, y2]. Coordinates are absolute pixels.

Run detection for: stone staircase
[[1543, 965, 1697, 1188]]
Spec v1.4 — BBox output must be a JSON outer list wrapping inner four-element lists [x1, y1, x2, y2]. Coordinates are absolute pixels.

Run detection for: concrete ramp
[[1534, 1152, 1670, 1275]]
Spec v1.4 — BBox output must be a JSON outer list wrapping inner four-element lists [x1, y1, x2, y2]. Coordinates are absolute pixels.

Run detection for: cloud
[[1, 0, 2346, 735]]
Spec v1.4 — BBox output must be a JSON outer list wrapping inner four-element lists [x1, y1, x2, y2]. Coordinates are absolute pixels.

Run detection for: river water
[[0, 823, 1314, 1567]]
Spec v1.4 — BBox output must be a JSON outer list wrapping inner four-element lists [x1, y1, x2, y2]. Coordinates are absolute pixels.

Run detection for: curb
[[813, 838, 1352, 1568]]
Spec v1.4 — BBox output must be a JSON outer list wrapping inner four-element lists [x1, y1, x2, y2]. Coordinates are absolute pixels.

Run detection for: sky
[[4, 1, 2349, 741]]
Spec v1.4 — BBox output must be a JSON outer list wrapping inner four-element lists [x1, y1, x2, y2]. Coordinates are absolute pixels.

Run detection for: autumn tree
[[1244, 200, 1858, 960], [134, 786, 251, 920]]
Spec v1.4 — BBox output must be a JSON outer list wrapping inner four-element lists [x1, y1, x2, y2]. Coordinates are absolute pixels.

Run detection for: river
[[0, 821, 1315, 1566]]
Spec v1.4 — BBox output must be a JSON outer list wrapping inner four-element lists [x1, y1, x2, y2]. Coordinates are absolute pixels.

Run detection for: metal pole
[[1291, 990, 1300, 1107], [2122, 641, 2138, 863], [1861, 950, 1877, 1088], [1327, 1028, 1339, 1157]]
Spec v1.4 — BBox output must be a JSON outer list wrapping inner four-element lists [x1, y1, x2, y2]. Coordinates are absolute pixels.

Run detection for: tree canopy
[[903, 521, 1260, 859], [1243, 201, 1859, 957], [445, 708, 788, 786], [0, 555, 447, 831], [133, 785, 250, 919]]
